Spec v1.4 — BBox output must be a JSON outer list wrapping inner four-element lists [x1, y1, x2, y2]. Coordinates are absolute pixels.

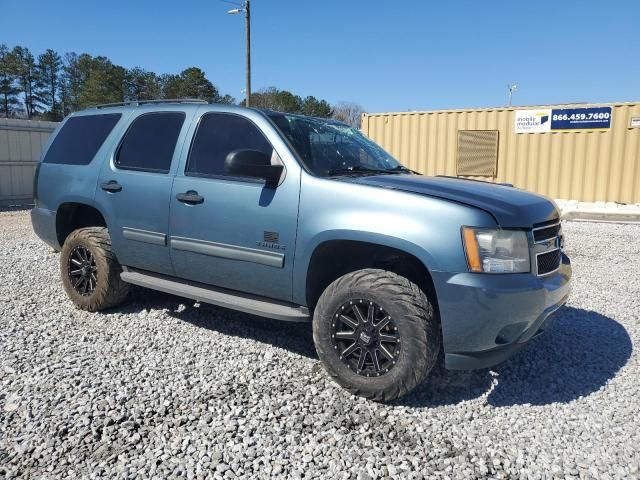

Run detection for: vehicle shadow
[[118, 291, 632, 408], [397, 306, 632, 408], [123, 287, 317, 360]]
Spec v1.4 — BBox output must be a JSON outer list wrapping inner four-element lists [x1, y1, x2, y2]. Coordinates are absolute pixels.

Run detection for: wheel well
[[306, 240, 439, 315], [56, 203, 107, 247]]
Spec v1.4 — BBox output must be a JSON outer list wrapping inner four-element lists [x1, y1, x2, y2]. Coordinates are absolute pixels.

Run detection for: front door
[[96, 110, 191, 275], [168, 111, 300, 302]]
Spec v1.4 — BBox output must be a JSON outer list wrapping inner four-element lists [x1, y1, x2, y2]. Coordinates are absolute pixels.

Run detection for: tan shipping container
[[362, 102, 640, 204]]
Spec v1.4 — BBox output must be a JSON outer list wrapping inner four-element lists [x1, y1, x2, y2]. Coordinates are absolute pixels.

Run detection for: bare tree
[[332, 101, 365, 128]]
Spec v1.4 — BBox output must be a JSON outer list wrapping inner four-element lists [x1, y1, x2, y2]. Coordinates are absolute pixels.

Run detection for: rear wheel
[[313, 269, 440, 401], [60, 227, 130, 312]]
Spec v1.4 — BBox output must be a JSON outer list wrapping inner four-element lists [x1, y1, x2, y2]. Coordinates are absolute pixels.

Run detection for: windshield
[[267, 112, 409, 177]]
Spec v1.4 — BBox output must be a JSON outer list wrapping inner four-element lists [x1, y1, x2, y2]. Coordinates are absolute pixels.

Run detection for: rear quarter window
[[115, 112, 185, 173], [43, 114, 121, 165]]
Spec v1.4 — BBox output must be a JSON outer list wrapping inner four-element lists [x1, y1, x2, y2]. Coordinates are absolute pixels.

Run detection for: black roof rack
[[93, 98, 210, 109]]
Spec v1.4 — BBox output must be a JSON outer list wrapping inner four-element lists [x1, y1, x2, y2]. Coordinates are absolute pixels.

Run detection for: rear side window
[[186, 113, 273, 178], [43, 114, 121, 165], [116, 112, 185, 173]]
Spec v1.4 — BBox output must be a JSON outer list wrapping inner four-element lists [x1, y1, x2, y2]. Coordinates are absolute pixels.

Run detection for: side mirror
[[225, 149, 284, 188]]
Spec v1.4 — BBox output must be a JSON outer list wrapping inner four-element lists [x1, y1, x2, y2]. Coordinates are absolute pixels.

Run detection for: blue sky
[[3, 0, 639, 112]]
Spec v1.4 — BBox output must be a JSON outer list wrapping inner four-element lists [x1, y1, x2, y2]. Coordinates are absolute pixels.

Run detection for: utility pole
[[507, 84, 517, 107], [227, 1, 251, 107], [245, 0, 251, 107]]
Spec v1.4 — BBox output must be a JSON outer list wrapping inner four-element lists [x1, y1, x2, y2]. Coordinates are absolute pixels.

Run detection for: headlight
[[462, 227, 530, 273]]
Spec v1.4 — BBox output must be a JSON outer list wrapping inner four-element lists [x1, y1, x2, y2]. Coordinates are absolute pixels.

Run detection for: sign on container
[[515, 106, 612, 133]]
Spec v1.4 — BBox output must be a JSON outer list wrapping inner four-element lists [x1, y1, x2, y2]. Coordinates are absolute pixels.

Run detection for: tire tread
[[60, 227, 129, 312], [313, 268, 439, 402]]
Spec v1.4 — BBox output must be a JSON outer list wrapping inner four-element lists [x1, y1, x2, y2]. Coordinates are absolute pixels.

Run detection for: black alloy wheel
[[60, 227, 130, 312], [331, 299, 401, 377], [313, 269, 440, 401], [68, 245, 98, 296]]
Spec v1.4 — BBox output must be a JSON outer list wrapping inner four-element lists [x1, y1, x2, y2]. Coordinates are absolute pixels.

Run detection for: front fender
[[293, 228, 436, 306], [292, 175, 497, 305]]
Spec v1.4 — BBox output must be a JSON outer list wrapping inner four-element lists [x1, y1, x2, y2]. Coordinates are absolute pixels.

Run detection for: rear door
[[95, 109, 192, 275], [168, 110, 301, 302]]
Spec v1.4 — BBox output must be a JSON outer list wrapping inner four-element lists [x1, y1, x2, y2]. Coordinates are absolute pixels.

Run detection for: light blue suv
[[31, 100, 571, 401]]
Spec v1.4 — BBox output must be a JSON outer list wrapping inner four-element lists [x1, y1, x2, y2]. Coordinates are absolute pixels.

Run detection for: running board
[[120, 268, 310, 322]]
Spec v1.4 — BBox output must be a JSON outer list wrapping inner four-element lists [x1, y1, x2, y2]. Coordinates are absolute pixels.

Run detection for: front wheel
[[312, 269, 440, 402], [60, 227, 130, 312]]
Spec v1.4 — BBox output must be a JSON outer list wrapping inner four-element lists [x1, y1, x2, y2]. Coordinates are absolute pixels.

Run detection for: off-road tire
[[313, 269, 439, 402], [60, 227, 130, 312]]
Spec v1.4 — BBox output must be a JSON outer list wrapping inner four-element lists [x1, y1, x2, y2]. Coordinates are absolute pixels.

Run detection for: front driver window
[[186, 113, 273, 178]]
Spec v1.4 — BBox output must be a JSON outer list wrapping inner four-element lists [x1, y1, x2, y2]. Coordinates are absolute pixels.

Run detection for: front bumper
[[434, 253, 571, 370]]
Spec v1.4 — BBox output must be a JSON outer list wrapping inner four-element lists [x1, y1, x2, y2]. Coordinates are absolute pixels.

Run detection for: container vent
[[456, 130, 499, 177]]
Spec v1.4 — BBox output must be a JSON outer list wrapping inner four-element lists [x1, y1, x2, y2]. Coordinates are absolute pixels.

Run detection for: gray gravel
[[1, 209, 638, 479]]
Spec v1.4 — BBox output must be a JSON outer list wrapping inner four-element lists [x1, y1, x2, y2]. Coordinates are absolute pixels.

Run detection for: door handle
[[176, 190, 204, 205], [100, 181, 122, 193]]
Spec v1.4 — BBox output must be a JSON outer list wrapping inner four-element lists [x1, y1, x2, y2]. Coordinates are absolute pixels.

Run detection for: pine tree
[[37, 49, 63, 120], [161, 68, 220, 102], [77, 56, 125, 108], [218, 94, 236, 105], [248, 87, 302, 114], [61, 52, 86, 113], [160, 73, 182, 99], [1, 44, 340, 119], [11, 46, 41, 119], [179, 67, 219, 101], [301, 96, 333, 117], [0, 44, 20, 118], [125, 67, 162, 101]]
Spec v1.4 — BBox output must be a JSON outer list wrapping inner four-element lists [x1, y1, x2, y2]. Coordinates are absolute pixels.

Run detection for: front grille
[[537, 249, 561, 275], [533, 223, 561, 242]]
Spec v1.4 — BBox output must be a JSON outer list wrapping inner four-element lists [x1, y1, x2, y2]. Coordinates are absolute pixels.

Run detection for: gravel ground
[[0, 209, 638, 479]]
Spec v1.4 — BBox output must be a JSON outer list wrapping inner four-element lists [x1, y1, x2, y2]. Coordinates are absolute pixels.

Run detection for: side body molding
[[170, 236, 285, 269], [122, 227, 167, 246], [118, 230, 286, 268]]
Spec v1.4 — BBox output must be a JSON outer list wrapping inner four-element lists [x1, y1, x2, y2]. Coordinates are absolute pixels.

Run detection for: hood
[[343, 175, 559, 228]]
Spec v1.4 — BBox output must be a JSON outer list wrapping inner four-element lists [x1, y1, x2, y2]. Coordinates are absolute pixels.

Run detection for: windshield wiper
[[327, 166, 397, 177], [385, 165, 421, 175]]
